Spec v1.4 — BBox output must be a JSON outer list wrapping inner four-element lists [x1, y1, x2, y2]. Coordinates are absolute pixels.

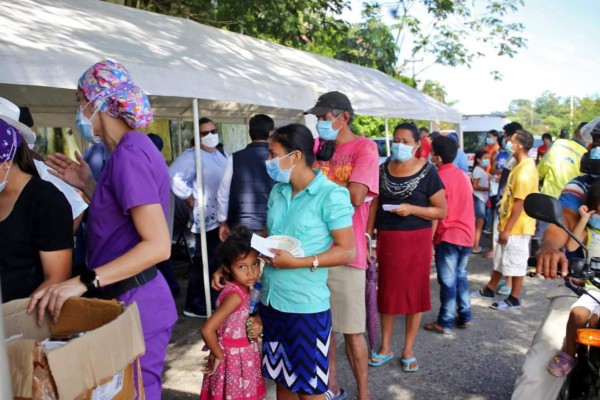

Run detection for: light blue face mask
[[391, 142, 414, 162], [485, 137, 494, 145], [504, 140, 514, 156], [590, 147, 600, 160], [76, 101, 103, 144], [590, 214, 600, 230], [481, 159, 490, 168], [316, 114, 342, 141], [265, 152, 295, 183]]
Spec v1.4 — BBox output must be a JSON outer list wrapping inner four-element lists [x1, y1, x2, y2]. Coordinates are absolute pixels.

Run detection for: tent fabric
[[0, 0, 461, 126]]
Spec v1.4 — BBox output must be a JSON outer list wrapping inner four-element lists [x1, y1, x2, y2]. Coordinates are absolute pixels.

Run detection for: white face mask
[[201, 132, 219, 148], [0, 159, 13, 193]]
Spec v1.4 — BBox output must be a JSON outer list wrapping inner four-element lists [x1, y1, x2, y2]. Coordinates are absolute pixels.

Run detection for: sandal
[[368, 351, 395, 367], [424, 321, 453, 334], [324, 389, 348, 400], [401, 357, 419, 372], [471, 247, 483, 254], [548, 351, 576, 377]]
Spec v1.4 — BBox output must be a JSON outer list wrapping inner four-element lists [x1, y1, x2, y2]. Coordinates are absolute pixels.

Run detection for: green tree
[[330, 3, 398, 75], [390, 0, 526, 80]]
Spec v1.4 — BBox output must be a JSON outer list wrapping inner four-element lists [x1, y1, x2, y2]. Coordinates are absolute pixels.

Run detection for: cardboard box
[[3, 298, 146, 400]]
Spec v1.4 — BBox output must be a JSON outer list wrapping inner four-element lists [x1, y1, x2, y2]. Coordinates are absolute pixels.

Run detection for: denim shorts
[[474, 196, 486, 219]]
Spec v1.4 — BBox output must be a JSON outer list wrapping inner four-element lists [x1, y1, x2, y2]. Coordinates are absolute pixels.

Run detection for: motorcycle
[[524, 193, 600, 400]]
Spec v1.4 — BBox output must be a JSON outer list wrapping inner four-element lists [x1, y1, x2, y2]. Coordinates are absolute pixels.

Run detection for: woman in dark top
[[0, 117, 72, 303], [367, 123, 446, 372]]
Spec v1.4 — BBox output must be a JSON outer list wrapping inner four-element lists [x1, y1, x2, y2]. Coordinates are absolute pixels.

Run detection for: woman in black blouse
[[367, 123, 446, 372], [0, 117, 72, 303]]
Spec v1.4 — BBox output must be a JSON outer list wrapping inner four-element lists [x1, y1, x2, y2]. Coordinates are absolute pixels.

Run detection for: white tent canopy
[[0, 0, 460, 126]]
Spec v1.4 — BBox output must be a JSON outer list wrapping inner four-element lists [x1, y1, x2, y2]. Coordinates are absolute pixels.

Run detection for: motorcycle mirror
[[524, 193, 565, 227], [524, 193, 589, 261]]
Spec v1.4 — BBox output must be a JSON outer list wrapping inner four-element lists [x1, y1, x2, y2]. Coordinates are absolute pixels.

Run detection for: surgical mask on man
[[391, 143, 414, 162], [76, 101, 103, 144], [590, 147, 600, 160], [265, 152, 295, 183], [316, 114, 342, 141], [504, 140, 515, 156], [201, 132, 219, 148]]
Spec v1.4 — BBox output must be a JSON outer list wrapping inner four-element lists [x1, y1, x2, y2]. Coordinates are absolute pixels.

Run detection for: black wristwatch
[[80, 269, 99, 292]]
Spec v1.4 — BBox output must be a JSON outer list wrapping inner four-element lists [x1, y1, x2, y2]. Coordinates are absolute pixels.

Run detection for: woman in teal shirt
[[261, 123, 355, 399]]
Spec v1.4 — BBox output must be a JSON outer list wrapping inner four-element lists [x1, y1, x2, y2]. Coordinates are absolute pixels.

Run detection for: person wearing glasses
[[169, 117, 228, 318]]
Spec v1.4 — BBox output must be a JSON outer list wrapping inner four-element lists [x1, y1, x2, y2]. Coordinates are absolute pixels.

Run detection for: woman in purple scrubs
[[29, 60, 177, 398]]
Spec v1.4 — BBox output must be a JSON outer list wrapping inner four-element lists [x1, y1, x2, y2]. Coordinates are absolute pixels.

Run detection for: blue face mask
[[265, 152, 295, 183], [76, 102, 102, 144], [481, 159, 490, 168], [316, 114, 341, 141], [485, 137, 494, 145], [590, 147, 600, 160], [504, 140, 514, 156], [590, 215, 600, 230], [391, 143, 414, 162]]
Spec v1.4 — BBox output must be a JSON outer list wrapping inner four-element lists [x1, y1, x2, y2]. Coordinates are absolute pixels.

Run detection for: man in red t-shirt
[[306, 91, 379, 400]]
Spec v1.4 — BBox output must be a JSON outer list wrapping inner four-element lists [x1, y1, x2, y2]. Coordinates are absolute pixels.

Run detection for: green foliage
[[331, 4, 398, 75], [506, 91, 600, 135], [392, 0, 526, 78]]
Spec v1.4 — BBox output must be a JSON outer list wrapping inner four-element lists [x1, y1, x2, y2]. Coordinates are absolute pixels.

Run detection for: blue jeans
[[434, 242, 472, 329]]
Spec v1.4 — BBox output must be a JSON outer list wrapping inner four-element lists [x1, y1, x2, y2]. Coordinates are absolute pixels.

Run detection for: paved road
[[162, 236, 559, 399]]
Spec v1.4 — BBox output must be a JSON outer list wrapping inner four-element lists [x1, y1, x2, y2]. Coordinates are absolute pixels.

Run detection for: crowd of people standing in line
[[3, 57, 598, 399]]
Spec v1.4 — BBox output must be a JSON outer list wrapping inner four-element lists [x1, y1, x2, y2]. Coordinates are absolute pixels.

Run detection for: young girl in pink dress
[[200, 227, 266, 400]]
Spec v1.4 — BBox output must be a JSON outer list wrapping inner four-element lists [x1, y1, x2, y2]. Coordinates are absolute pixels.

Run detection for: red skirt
[[377, 228, 432, 315]]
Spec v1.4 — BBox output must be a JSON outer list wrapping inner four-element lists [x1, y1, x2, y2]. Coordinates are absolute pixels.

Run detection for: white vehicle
[[462, 114, 512, 166]]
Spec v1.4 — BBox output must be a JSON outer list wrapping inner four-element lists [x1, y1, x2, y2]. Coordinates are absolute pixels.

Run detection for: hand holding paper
[[382, 204, 400, 212], [250, 234, 279, 258]]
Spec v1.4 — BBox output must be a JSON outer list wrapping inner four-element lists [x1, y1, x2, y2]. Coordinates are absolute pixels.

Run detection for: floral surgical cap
[[78, 60, 153, 129]]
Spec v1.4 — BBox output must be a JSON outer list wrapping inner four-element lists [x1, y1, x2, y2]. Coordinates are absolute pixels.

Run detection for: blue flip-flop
[[324, 389, 348, 400], [401, 357, 419, 372], [368, 351, 395, 367]]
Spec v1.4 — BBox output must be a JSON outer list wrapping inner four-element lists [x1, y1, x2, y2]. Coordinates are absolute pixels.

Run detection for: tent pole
[[177, 117, 182, 155], [384, 117, 391, 157], [192, 98, 212, 318]]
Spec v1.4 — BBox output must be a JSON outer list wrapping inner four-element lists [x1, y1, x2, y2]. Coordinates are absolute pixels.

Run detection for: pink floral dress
[[200, 282, 266, 400]]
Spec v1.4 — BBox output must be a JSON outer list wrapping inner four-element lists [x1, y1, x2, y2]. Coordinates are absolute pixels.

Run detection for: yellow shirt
[[499, 158, 539, 235], [537, 139, 587, 198]]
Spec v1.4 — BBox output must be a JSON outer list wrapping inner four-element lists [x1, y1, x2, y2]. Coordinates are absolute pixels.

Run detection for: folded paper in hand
[[251, 234, 279, 258], [382, 204, 399, 212]]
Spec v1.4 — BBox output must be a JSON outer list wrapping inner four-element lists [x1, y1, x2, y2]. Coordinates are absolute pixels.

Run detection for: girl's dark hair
[[13, 140, 39, 177], [271, 123, 315, 166], [218, 225, 253, 281], [315, 139, 335, 162], [474, 149, 488, 165], [394, 122, 420, 142], [586, 180, 600, 212]]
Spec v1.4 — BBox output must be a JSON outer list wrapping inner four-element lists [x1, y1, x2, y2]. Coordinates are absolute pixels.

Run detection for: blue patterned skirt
[[260, 304, 332, 395]]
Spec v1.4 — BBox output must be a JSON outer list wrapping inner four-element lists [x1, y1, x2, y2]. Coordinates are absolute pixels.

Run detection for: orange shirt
[[484, 143, 500, 173]]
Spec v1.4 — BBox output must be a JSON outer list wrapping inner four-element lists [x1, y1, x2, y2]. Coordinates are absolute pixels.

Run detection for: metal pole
[[384, 117, 391, 157], [570, 95, 574, 131], [177, 117, 182, 155], [192, 99, 212, 318]]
